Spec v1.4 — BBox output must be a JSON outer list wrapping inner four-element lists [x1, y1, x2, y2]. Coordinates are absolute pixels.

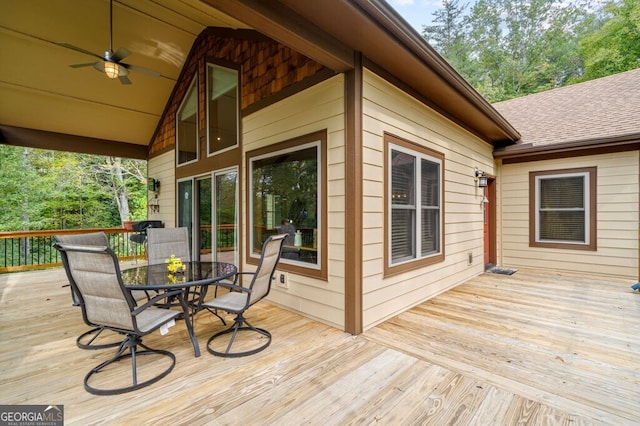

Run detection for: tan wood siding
[[361, 69, 495, 330], [243, 75, 346, 329], [498, 151, 639, 279], [147, 151, 176, 227]]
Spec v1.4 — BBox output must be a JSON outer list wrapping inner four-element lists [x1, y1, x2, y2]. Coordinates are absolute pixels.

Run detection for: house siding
[[243, 75, 346, 329], [147, 151, 176, 227], [361, 69, 494, 330], [498, 151, 639, 280]]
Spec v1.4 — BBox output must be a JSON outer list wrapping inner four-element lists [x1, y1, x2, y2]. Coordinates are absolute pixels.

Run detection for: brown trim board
[[0, 125, 148, 159], [344, 52, 363, 335]]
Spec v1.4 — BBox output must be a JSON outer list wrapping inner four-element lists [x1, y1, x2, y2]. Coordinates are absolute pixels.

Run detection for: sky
[[387, 0, 445, 32]]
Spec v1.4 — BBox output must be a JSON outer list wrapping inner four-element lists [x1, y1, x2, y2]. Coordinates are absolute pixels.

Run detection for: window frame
[[206, 60, 240, 157], [385, 133, 445, 277], [176, 74, 199, 167], [529, 167, 597, 251], [246, 130, 327, 280]]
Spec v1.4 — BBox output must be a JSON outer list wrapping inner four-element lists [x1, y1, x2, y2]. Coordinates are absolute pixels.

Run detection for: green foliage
[[0, 145, 147, 232], [422, 0, 638, 102], [574, 0, 640, 81]]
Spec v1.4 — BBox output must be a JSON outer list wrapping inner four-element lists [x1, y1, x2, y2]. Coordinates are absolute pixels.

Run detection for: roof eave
[[494, 133, 640, 164]]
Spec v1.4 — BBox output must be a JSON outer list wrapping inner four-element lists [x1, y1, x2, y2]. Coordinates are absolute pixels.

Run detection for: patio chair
[[53, 242, 190, 395], [202, 234, 286, 357], [56, 232, 148, 350], [146, 227, 190, 266]]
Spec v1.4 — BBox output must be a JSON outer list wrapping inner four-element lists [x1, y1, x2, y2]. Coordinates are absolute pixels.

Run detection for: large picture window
[[176, 76, 198, 165], [386, 134, 444, 275], [530, 167, 596, 250], [247, 131, 326, 278], [207, 63, 238, 155]]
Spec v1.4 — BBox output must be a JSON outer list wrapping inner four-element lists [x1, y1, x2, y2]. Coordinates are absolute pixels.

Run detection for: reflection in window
[[207, 64, 238, 155], [177, 76, 198, 165], [250, 143, 319, 266]]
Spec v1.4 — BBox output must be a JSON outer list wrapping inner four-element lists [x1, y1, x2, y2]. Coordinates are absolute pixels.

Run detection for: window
[[176, 76, 198, 165], [386, 134, 444, 275], [247, 131, 326, 278], [530, 167, 596, 250], [207, 63, 238, 155]]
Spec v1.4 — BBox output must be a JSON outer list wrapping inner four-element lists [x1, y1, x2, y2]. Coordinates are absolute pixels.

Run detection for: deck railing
[[0, 228, 140, 273], [0, 226, 239, 273]]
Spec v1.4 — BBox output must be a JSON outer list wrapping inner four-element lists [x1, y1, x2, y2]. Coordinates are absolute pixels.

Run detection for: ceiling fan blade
[[57, 42, 105, 61], [118, 75, 132, 85], [69, 62, 98, 68], [125, 64, 161, 78], [111, 47, 131, 62]]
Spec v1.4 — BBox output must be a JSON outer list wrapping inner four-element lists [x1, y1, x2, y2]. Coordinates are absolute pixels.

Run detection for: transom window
[[530, 167, 596, 250], [176, 75, 198, 165], [207, 63, 239, 155], [386, 134, 444, 275]]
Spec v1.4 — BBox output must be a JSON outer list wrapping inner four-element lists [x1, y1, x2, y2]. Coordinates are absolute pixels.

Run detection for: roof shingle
[[493, 68, 640, 147]]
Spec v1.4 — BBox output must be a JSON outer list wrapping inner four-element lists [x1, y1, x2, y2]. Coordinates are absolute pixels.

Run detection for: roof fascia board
[[495, 133, 640, 164], [199, 0, 354, 72]]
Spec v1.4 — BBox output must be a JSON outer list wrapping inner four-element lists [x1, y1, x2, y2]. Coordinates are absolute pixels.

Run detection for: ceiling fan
[[57, 0, 160, 85]]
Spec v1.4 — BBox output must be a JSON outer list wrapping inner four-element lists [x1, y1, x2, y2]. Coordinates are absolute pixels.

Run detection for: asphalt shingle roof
[[493, 68, 640, 147]]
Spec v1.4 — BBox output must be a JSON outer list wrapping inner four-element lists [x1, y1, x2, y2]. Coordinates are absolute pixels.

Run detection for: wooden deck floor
[[1, 267, 638, 425]]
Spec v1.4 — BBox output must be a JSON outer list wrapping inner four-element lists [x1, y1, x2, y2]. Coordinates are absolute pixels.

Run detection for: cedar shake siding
[[149, 28, 327, 157]]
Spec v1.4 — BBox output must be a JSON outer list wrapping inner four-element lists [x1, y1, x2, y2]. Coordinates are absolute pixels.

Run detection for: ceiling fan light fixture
[[104, 61, 120, 79]]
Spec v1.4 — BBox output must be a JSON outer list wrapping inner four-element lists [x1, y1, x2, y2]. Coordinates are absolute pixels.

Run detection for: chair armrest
[[213, 280, 253, 294], [132, 289, 183, 315]]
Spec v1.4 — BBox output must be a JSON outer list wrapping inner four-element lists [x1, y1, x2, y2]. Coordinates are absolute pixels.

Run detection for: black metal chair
[[201, 234, 286, 357], [55, 232, 123, 350], [53, 242, 192, 395]]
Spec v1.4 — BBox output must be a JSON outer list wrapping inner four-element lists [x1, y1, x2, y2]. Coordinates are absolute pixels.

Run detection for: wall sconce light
[[475, 170, 488, 188], [148, 178, 160, 192]]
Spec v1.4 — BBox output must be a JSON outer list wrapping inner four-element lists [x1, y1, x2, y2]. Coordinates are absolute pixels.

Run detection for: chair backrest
[[55, 232, 111, 305], [247, 234, 286, 306], [55, 231, 109, 247], [146, 227, 190, 266], [54, 242, 137, 332]]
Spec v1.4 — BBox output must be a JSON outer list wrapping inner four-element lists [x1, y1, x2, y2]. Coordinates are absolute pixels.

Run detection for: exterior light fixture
[[475, 170, 488, 188]]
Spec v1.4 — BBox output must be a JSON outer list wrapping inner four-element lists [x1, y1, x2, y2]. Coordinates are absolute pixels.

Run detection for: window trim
[[205, 60, 240, 158], [245, 130, 327, 280], [176, 74, 199, 167], [384, 133, 445, 277], [529, 167, 597, 251]]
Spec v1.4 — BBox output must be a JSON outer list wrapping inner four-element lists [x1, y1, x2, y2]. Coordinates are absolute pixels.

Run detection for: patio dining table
[[121, 261, 237, 357]]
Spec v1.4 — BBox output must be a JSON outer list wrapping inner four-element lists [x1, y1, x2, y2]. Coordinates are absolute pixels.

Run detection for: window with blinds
[[389, 139, 442, 268], [531, 167, 596, 250]]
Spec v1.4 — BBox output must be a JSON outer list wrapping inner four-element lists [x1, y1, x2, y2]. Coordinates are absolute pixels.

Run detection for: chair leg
[[76, 326, 123, 350], [206, 313, 271, 358], [84, 335, 176, 395]]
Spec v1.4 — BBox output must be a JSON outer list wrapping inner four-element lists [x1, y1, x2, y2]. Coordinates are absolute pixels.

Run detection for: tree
[[0, 145, 147, 232], [422, 0, 473, 77], [423, 0, 594, 102], [467, 0, 589, 101], [575, 0, 640, 81]]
